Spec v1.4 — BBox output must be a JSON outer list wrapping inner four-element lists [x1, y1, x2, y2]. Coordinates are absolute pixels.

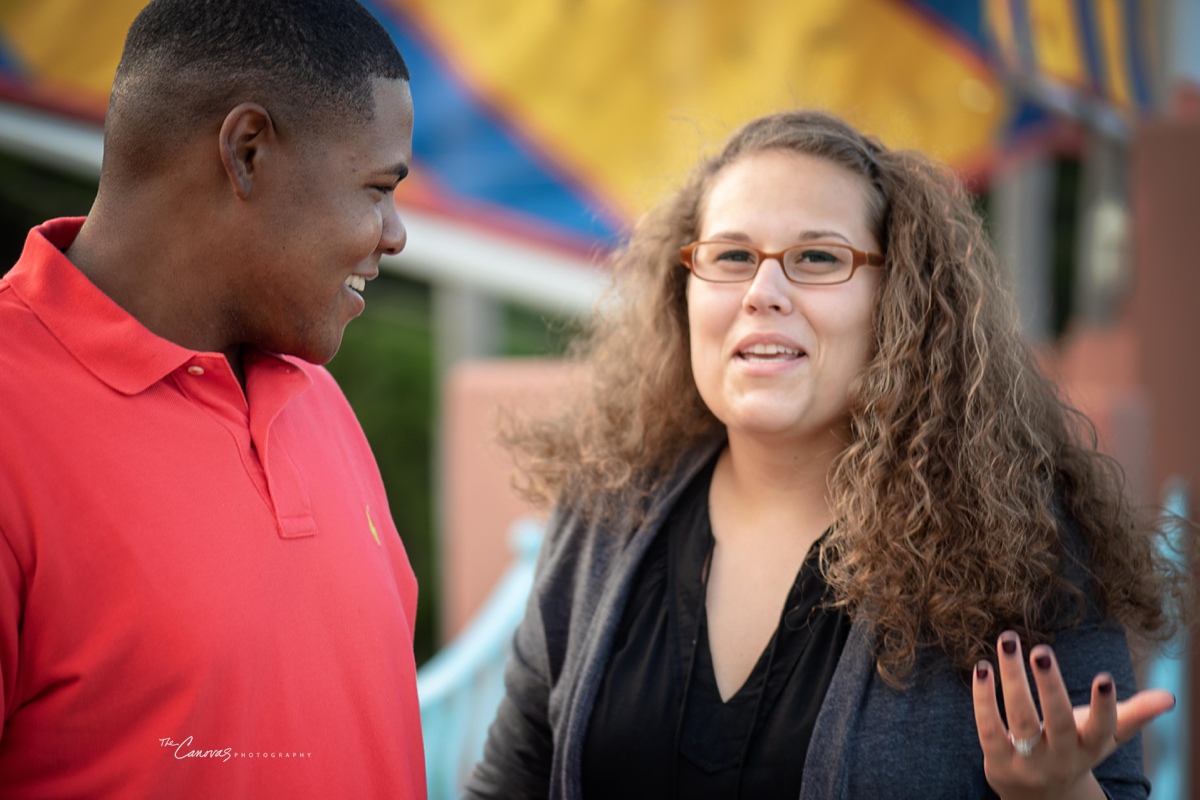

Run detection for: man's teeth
[[345, 275, 366, 292], [741, 343, 801, 358]]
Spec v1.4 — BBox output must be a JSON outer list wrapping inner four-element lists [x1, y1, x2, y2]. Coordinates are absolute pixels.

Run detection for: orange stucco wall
[[440, 359, 577, 639]]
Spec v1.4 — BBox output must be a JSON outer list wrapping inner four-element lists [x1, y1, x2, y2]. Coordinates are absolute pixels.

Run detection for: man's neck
[[67, 201, 234, 359]]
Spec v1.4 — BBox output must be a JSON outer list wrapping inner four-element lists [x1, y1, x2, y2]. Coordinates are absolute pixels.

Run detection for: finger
[[973, 660, 1009, 754], [997, 631, 1042, 743], [1028, 645, 1075, 749], [1113, 689, 1177, 745], [1078, 673, 1118, 754]]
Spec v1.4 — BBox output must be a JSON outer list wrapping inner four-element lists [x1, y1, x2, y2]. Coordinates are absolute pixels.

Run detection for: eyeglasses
[[680, 240, 885, 285]]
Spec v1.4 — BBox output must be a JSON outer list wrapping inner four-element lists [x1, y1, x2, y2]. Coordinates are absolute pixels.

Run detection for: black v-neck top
[[581, 455, 852, 799]]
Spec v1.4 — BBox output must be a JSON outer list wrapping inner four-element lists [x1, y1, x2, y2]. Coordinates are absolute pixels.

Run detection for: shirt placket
[[174, 353, 318, 539]]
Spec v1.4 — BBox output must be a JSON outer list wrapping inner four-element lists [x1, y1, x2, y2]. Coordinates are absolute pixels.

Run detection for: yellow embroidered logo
[[366, 505, 381, 546]]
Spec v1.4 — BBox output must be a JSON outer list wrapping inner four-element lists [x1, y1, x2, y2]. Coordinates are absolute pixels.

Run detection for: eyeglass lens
[[692, 242, 853, 284]]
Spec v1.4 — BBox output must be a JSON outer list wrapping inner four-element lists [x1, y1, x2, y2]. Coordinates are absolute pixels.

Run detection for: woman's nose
[[742, 258, 793, 314]]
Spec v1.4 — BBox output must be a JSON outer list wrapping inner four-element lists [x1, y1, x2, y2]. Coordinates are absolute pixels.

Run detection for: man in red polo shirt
[[0, 1, 425, 797]]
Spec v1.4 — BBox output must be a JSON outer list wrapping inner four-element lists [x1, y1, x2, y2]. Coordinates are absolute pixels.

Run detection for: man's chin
[[274, 330, 346, 366], [302, 342, 343, 366]]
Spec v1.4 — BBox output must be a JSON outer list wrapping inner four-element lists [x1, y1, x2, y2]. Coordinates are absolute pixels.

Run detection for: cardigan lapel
[[557, 439, 725, 800], [798, 620, 876, 800]]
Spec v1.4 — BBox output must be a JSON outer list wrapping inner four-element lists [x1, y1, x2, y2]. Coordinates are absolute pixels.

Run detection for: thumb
[[1112, 689, 1177, 745]]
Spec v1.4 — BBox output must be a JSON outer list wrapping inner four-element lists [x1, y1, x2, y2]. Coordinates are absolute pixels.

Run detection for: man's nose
[[380, 204, 407, 256]]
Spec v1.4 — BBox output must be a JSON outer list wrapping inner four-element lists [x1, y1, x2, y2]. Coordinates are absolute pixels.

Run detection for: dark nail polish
[[1001, 636, 1018, 656], [976, 662, 990, 681], [1034, 654, 1052, 671], [1098, 679, 1114, 695]]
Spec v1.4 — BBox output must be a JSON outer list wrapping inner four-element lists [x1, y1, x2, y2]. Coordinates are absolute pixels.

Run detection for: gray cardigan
[[465, 443, 1149, 799]]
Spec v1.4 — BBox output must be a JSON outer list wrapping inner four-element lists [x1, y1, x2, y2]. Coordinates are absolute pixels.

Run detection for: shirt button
[[187, 366, 205, 376]]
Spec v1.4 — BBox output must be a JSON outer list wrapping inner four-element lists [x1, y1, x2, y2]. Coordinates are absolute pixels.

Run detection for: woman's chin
[[718, 406, 848, 448], [724, 416, 810, 442]]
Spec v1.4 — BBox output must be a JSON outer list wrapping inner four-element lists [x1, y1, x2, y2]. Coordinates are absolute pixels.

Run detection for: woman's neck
[[709, 428, 844, 550]]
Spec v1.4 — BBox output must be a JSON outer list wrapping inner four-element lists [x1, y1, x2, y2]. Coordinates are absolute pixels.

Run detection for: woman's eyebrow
[[704, 231, 751, 242], [796, 230, 850, 243], [702, 230, 852, 244]]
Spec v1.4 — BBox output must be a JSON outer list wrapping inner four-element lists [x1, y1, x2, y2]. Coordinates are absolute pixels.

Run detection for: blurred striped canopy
[[0, 0, 1165, 249]]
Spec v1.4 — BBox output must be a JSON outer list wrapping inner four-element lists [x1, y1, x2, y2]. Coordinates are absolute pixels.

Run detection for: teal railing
[[1144, 480, 1191, 798], [417, 518, 544, 800]]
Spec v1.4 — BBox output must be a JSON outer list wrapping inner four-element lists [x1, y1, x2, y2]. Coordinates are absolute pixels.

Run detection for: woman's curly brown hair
[[508, 109, 1186, 685]]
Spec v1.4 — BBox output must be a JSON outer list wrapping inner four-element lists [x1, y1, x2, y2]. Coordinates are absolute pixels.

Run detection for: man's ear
[[218, 103, 276, 199]]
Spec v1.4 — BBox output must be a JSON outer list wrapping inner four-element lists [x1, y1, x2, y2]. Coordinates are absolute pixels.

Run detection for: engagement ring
[[1009, 722, 1044, 757]]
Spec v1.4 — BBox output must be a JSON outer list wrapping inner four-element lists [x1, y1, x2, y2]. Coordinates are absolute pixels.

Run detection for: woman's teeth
[[345, 275, 366, 292], [740, 343, 801, 360]]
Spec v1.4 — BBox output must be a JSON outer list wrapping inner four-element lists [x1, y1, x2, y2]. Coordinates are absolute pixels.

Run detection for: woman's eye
[[715, 249, 755, 263], [799, 249, 837, 263]]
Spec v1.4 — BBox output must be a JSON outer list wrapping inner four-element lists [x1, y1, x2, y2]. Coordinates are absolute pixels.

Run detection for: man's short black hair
[[105, 0, 409, 177]]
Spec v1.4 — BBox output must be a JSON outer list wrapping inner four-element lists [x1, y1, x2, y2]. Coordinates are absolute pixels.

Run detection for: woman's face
[[687, 148, 882, 449]]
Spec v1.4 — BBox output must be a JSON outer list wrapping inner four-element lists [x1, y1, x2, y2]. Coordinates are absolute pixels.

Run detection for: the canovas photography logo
[[159, 736, 313, 763]]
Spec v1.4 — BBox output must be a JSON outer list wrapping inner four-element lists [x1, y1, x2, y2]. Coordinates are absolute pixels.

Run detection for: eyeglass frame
[[680, 240, 885, 285]]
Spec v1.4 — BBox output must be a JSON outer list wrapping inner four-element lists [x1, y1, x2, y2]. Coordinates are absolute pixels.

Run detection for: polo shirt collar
[[9, 218, 238, 396]]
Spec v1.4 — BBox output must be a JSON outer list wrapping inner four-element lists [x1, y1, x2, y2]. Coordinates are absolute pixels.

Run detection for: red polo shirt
[[0, 219, 426, 798]]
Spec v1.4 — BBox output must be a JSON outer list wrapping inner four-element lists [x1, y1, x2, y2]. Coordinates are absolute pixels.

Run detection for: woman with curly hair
[[465, 110, 1183, 800]]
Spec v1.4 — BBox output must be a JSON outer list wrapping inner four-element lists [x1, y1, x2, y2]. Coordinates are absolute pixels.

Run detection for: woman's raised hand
[[972, 631, 1175, 800]]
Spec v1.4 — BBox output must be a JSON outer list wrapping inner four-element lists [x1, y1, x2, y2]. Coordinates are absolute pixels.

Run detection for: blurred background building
[[1, 0, 1197, 791]]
